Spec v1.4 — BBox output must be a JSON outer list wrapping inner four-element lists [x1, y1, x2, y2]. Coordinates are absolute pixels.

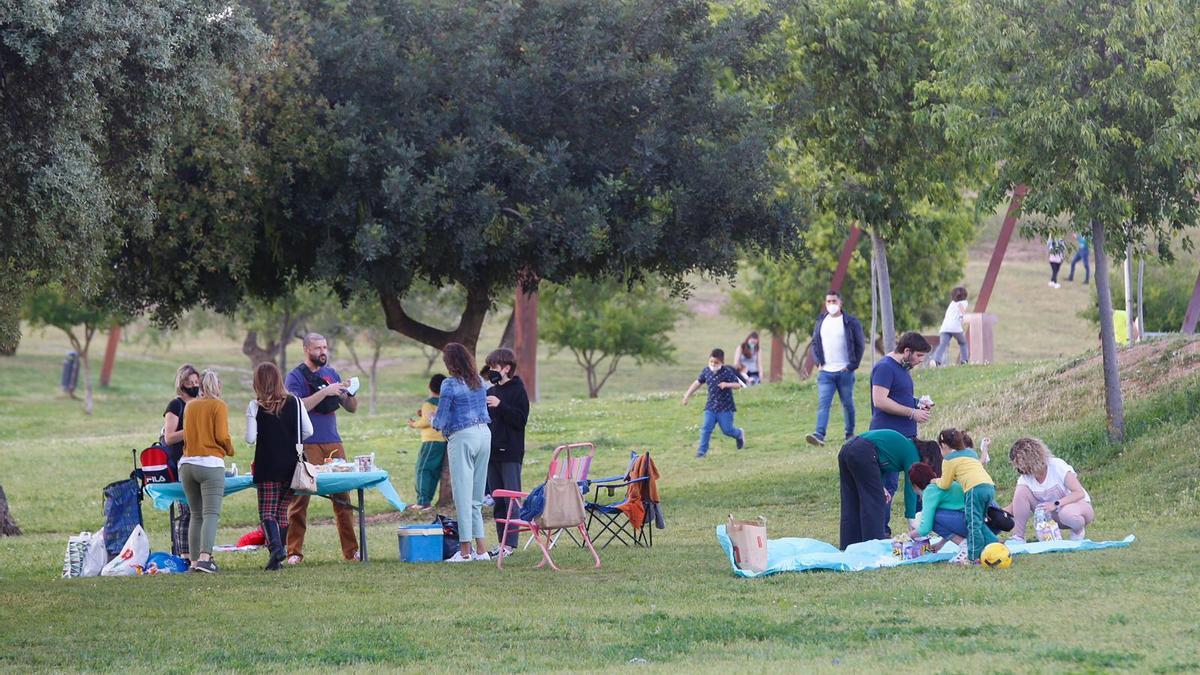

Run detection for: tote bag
[[290, 397, 319, 492], [536, 450, 585, 530]]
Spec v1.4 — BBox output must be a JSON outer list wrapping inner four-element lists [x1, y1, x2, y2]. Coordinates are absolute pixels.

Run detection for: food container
[[398, 525, 444, 563], [355, 454, 375, 472]]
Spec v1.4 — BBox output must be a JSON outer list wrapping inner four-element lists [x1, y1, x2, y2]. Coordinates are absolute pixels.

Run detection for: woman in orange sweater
[[181, 369, 235, 573]]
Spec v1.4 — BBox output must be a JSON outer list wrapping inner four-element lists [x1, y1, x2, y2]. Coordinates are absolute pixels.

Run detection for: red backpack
[[138, 444, 175, 485]]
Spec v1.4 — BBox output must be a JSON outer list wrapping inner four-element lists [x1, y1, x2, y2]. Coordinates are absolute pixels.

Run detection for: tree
[[778, 0, 972, 351], [728, 209, 976, 378], [23, 285, 122, 415], [109, 0, 805, 356], [0, 0, 266, 352], [937, 0, 1200, 443], [340, 292, 402, 416], [541, 277, 686, 398]]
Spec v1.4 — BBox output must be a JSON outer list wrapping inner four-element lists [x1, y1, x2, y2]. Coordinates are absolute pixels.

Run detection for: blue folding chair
[[581, 451, 653, 549]]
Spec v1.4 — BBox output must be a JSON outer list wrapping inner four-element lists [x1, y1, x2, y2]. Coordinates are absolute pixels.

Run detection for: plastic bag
[[81, 529, 108, 577], [101, 525, 150, 576], [62, 532, 90, 578], [144, 552, 189, 574]]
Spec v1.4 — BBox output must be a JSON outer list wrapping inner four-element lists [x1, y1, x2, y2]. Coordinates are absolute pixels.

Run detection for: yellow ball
[[981, 542, 1013, 569]]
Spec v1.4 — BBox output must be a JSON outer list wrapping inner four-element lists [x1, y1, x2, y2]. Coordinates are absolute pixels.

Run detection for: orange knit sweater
[[182, 398, 235, 458]]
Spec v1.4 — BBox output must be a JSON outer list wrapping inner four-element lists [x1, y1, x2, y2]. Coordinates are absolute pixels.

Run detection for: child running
[[933, 428, 998, 565], [407, 374, 447, 512], [682, 348, 746, 458]]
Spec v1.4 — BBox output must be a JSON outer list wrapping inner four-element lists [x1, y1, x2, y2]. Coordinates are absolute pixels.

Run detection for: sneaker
[[347, 549, 361, 561], [736, 431, 746, 450], [695, 450, 707, 458], [845, 433, 855, 441], [191, 559, 219, 574], [407, 503, 432, 512], [488, 545, 515, 558], [1069, 529, 1086, 541], [473, 551, 492, 561], [285, 555, 303, 566], [949, 546, 969, 566], [805, 433, 825, 447], [483, 494, 495, 507], [445, 551, 474, 563]]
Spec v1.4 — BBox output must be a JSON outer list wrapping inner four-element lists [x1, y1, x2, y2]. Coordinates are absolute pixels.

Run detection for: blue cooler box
[[398, 525, 444, 563]]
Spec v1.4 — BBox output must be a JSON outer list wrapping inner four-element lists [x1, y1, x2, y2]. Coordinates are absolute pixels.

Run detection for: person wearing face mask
[[806, 291, 866, 447], [869, 331, 933, 536], [163, 364, 200, 563], [682, 348, 746, 458], [735, 332, 763, 385], [482, 348, 529, 558]]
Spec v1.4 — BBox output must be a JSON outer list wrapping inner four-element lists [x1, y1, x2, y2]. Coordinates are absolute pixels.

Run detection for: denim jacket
[[431, 376, 491, 437]]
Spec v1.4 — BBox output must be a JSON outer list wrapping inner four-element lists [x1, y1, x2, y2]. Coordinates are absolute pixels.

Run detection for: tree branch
[[380, 283, 491, 353]]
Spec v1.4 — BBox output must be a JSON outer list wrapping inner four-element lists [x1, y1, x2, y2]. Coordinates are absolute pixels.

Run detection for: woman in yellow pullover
[[934, 428, 998, 564], [407, 374, 447, 510], [181, 369, 235, 573]]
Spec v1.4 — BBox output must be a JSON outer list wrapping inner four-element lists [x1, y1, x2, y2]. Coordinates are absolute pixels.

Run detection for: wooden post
[[99, 323, 121, 388], [769, 332, 785, 383], [514, 287, 538, 402], [1182, 266, 1200, 333], [975, 185, 1027, 314]]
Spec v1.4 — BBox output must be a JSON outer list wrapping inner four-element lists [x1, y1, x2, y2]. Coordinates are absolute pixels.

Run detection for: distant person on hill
[[484, 348, 529, 557], [407, 374, 447, 512], [1004, 437, 1094, 542], [933, 428, 998, 565], [163, 363, 199, 564], [1047, 238, 1066, 289], [181, 369, 234, 573], [931, 287, 970, 367], [837, 429, 927, 549], [1067, 233, 1090, 284], [682, 348, 746, 458], [246, 362, 310, 571], [734, 332, 763, 386], [806, 291, 865, 447], [869, 332, 933, 535]]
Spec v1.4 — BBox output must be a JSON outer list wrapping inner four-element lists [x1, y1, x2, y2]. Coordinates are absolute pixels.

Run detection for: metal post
[[1137, 258, 1145, 340], [829, 226, 862, 293], [975, 185, 1027, 314], [358, 488, 367, 562], [1183, 266, 1200, 333]]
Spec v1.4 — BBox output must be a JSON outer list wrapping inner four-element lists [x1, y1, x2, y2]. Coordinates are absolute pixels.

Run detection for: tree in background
[[541, 277, 686, 398], [0, 0, 266, 352], [778, 0, 973, 352], [340, 292, 403, 417], [937, 0, 1200, 443], [23, 285, 122, 415], [728, 210, 975, 379]]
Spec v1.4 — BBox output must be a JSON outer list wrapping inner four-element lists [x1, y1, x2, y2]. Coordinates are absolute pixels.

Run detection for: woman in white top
[[735, 332, 762, 385], [932, 287, 969, 366], [1005, 437, 1094, 541]]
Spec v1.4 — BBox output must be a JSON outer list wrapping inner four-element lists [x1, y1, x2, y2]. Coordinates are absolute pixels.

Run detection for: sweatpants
[[1010, 484, 1094, 538], [838, 437, 887, 550], [414, 441, 447, 506], [933, 331, 969, 365], [180, 463, 226, 557], [448, 424, 492, 543], [964, 484, 999, 561], [487, 460, 522, 548]]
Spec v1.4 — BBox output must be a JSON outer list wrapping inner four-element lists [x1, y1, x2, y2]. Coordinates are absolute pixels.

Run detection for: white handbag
[[289, 396, 318, 492]]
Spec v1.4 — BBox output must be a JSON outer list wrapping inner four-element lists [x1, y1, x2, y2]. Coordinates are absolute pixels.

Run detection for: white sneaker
[[950, 546, 969, 565], [445, 551, 474, 563], [488, 545, 515, 558], [472, 551, 491, 561], [1069, 529, 1086, 541]]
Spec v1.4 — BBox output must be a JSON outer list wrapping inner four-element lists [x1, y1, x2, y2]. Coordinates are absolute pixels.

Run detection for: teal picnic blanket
[[145, 470, 406, 511], [715, 526, 1135, 578]]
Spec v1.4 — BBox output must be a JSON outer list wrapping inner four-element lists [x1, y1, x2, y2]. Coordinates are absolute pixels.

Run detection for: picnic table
[[144, 470, 407, 562]]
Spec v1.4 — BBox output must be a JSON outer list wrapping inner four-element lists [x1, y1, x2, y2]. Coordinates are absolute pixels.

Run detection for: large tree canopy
[[111, 0, 806, 353], [0, 0, 266, 350]]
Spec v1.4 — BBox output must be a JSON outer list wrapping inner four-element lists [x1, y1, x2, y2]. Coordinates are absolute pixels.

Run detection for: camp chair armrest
[[492, 489, 527, 499]]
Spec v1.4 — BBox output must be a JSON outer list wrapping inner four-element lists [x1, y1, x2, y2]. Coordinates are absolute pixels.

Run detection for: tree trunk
[[242, 331, 278, 369], [381, 284, 491, 356], [81, 324, 95, 415], [423, 347, 440, 375], [0, 482, 20, 536], [870, 228, 897, 352], [436, 461, 454, 508], [498, 310, 516, 349], [1092, 221, 1125, 444]]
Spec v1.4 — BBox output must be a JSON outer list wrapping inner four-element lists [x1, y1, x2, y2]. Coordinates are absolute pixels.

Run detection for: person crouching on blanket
[[837, 429, 929, 549], [933, 428, 997, 565]]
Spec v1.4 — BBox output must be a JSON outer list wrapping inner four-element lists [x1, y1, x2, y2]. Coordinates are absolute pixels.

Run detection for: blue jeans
[[814, 369, 856, 439], [932, 331, 968, 365], [698, 410, 742, 456], [932, 509, 968, 538]]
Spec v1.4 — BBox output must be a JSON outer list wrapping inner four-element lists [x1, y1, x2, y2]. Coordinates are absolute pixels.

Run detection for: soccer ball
[[980, 542, 1013, 569]]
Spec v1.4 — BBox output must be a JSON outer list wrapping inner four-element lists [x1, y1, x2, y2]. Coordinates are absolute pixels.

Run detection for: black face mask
[[184, 386, 200, 398], [487, 370, 503, 385]]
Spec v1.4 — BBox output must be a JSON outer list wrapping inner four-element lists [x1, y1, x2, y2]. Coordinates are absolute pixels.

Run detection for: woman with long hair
[[246, 362, 311, 570], [431, 342, 493, 562], [181, 369, 235, 573], [163, 364, 199, 563], [735, 332, 762, 385]]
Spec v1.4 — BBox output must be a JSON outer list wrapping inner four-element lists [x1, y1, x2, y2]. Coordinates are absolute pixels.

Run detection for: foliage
[[0, 0, 267, 350], [540, 277, 686, 397], [22, 284, 122, 414], [1080, 258, 1198, 333]]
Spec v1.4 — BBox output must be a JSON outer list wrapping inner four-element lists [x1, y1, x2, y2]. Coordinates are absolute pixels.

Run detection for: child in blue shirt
[[682, 348, 746, 458]]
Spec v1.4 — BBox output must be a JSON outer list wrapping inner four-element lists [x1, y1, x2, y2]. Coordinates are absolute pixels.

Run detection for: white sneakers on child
[[950, 545, 969, 566], [1069, 529, 1086, 541]]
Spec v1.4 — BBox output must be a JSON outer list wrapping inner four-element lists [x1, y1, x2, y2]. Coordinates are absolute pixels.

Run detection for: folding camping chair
[[494, 443, 601, 571], [521, 442, 595, 551], [583, 451, 655, 549]]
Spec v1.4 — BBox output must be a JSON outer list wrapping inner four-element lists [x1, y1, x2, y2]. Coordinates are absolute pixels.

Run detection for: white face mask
[[826, 303, 841, 315], [708, 364, 720, 373]]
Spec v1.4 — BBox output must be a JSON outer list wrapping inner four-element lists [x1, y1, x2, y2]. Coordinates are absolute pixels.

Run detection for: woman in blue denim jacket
[[431, 343, 493, 562]]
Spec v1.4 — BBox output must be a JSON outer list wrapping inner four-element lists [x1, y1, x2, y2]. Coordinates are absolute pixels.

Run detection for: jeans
[[447, 424, 492, 542], [932, 331, 969, 366], [1069, 250, 1090, 283], [698, 410, 742, 456], [932, 509, 968, 539], [179, 463, 225, 557], [838, 437, 887, 549], [814, 369, 856, 439]]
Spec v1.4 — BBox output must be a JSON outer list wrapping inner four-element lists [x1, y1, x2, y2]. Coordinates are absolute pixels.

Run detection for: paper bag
[[727, 514, 767, 573]]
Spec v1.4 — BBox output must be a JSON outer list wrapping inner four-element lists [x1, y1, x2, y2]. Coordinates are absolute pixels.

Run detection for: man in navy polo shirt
[[868, 331, 932, 534]]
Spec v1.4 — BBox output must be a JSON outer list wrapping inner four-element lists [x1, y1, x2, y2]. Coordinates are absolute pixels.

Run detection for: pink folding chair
[[494, 443, 601, 571]]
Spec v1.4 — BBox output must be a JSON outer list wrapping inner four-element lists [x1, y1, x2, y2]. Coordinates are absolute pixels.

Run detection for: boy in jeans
[[407, 374, 447, 511], [682, 349, 746, 458]]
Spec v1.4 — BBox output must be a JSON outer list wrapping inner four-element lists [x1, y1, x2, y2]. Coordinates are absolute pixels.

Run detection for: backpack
[[138, 444, 175, 485], [292, 364, 342, 415], [432, 515, 460, 560], [518, 482, 546, 522]]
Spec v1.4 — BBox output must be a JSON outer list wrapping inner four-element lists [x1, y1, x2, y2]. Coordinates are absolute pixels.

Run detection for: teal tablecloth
[[145, 470, 407, 511]]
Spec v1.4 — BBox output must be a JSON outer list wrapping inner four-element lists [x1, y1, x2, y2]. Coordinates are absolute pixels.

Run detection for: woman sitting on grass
[[181, 369, 234, 573], [1005, 437, 1094, 542]]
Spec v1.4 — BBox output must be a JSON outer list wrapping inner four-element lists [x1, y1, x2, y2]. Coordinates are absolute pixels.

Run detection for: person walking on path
[[1047, 238, 1066, 288], [1067, 233, 1090, 284], [432, 342, 493, 562], [284, 332, 360, 564], [483, 348, 529, 557], [682, 348, 746, 458], [806, 291, 865, 447], [868, 332, 933, 535], [931, 287, 970, 366], [180, 369, 234, 573], [246, 362, 310, 571]]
